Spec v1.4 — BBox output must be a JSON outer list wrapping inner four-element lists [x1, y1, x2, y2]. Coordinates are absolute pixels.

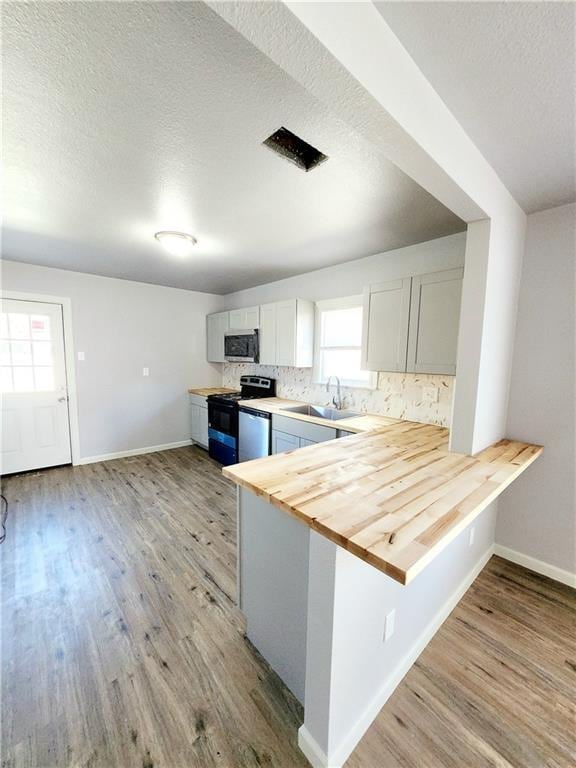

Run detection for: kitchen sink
[[281, 404, 362, 421]]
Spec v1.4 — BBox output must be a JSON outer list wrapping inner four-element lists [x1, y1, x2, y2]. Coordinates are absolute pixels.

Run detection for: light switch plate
[[78, 351, 85, 361], [383, 609, 396, 642], [143, 367, 149, 377], [423, 386, 439, 403]]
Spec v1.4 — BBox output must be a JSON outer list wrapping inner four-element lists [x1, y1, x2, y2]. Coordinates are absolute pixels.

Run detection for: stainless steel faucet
[[325, 375, 343, 410]]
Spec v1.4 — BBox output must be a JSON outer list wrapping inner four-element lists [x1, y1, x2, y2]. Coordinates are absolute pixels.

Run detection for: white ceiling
[[2, 1, 464, 295], [376, 1, 576, 214]]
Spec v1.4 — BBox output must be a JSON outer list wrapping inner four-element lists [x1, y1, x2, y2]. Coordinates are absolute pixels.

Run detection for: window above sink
[[313, 296, 377, 390]]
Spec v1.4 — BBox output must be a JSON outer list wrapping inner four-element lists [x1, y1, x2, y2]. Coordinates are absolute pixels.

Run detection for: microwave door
[[225, 335, 248, 359], [225, 331, 259, 362]]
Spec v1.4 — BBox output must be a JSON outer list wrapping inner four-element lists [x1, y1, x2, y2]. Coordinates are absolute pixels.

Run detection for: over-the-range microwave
[[224, 329, 259, 363]]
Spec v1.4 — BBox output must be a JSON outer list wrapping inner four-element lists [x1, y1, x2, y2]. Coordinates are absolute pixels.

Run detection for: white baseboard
[[77, 440, 192, 466], [494, 544, 576, 588], [299, 727, 340, 768], [301, 544, 495, 768]]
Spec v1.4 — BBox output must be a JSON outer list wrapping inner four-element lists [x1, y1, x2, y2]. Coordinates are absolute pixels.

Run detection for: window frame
[[313, 295, 377, 390]]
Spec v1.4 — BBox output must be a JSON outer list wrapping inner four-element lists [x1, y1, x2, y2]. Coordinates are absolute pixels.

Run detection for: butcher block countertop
[[223, 411, 542, 585], [188, 387, 238, 397]]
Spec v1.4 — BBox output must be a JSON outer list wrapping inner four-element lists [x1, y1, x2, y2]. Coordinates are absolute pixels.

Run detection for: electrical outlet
[[423, 386, 439, 403], [143, 367, 149, 377], [383, 609, 396, 642], [469, 526, 475, 547]]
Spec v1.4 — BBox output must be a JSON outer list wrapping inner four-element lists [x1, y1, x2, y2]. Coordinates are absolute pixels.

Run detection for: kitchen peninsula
[[223, 405, 542, 767]]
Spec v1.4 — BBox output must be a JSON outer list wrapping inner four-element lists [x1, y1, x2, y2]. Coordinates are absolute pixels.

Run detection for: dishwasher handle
[[238, 406, 271, 420]]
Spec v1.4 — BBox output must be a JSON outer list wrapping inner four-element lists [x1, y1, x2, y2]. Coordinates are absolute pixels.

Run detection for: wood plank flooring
[[1, 447, 574, 768]]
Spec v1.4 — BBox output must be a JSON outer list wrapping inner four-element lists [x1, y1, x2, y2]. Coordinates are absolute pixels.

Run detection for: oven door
[[207, 400, 238, 465], [208, 400, 238, 437], [224, 330, 259, 362]]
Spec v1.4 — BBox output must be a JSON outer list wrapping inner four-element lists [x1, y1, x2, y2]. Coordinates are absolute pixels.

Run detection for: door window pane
[[0, 314, 9, 339], [34, 367, 55, 391], [0, 341, 11, 366], [8, 314, 30, 339], [33, 342, 52, 366], [0, 367, 13, 393], [11, 341, 33, 366], [31, 315, 51, 341], [13, 367, 34, 392]]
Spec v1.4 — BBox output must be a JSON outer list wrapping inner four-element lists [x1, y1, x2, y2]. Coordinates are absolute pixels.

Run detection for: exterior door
[[1, 299, 72, 474]]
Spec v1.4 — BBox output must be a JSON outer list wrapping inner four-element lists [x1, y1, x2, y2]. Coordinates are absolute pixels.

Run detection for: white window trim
[[313, 295, 378, 390]]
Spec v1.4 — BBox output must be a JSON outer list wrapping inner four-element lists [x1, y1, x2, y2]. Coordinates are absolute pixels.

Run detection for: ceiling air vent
[[262, 127, 328, 172]]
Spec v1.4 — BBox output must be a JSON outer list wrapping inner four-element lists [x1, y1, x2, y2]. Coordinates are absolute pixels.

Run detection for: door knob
[[58, 396, 67, 403]]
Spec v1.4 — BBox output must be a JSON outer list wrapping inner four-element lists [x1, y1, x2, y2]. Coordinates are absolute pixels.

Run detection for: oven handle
[[208, 400, 238, 413]]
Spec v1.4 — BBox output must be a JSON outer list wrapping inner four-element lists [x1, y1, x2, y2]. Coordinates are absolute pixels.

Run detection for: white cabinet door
[[229, 306, 260, 330], [361, 278, 411, 373], [276, 300, 297, 367], [190, 404, 201, 444], [244, 305, 260, 329], [299, 437, 317, 447], [206, 312, 229, 362], [259, 303, 277, 365], [272, 430, 300, 454], [407, 268, 463, 375], [228, 309, 244, 330], [198, 406, 209, 448], [190, 398, 209, 448]]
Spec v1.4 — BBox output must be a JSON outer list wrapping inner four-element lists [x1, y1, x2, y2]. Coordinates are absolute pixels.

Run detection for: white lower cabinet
[[272, 430, 300, 454], [271, 415, 336, 454], [189, 394, 209, 448]]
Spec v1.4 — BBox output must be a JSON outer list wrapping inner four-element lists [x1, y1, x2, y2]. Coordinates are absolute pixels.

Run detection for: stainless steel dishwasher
[[238, 406, 272, 462]]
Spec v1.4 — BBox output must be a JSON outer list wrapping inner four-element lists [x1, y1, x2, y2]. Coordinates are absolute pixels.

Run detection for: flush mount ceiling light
[[154, 231, 197, 256]]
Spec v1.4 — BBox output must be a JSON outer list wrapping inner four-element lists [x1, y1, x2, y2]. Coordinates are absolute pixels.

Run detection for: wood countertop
[[237, 397, 402, 433], [188, 387, 238, 397], [223, 411, 542, 585]]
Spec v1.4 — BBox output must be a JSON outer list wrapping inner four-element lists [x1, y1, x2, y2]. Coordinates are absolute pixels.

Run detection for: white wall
[[1, 260, 222, 461], [302, 505, 497, 767], [496, 204, 576, 577], [224, 232, 465, 307]]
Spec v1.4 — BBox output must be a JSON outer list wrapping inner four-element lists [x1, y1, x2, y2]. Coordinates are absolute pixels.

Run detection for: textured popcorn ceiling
[[2, 1, 464, 294], [376, 1, 576, 214]]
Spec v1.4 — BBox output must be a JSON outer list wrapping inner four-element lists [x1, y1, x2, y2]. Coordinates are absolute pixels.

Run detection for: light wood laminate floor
[[1, 447, 574, 768]]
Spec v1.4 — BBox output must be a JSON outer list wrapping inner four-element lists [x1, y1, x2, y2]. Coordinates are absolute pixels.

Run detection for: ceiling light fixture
[[154, 230, 197, 256]]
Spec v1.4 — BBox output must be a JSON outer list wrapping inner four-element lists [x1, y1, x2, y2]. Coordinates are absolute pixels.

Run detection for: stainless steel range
[[207, 376, 276, 466]]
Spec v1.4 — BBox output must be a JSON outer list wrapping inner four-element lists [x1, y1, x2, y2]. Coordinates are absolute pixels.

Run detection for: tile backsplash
[[223, 363, 455, 427]]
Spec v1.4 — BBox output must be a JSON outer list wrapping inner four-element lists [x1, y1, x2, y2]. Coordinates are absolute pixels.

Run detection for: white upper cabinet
[[206, 311, 229, 363], [229, 306, 260, 330], [407, 268, 464, 375], [361, 278, 411, 372], [259, 302, 277, 365], [362, 268, 464, 375], [259, 299, 314, 367]]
